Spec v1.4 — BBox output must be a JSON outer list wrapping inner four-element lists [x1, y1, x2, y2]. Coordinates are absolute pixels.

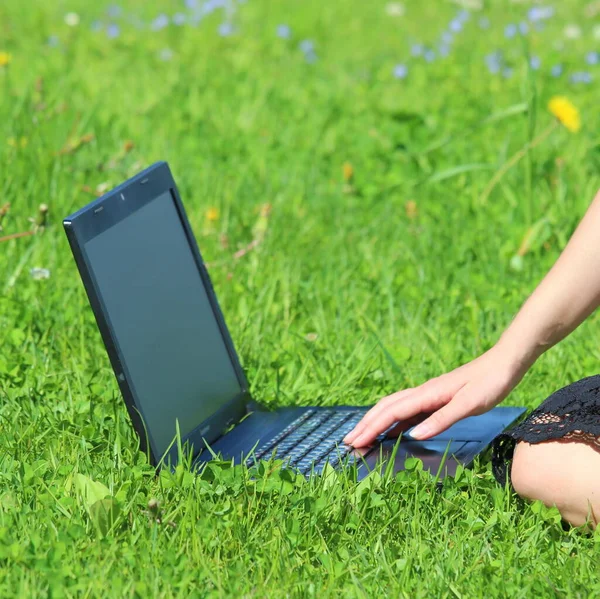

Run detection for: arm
[[345, 189, 600, 447]]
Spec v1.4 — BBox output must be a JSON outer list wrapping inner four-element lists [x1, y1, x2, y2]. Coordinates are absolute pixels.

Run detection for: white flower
[[64, 12, 80, 27], [594, 24, 600, 40], [30, 268, 50, 280], [385, 2, 405, 16], [563, 24, 582, 39]]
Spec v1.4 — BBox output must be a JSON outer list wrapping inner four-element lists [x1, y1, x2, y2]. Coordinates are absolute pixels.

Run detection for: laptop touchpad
[[363, 439, 481, 474]]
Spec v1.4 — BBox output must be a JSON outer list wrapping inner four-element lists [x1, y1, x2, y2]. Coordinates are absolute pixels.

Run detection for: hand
[[343, 344, 530, 447]]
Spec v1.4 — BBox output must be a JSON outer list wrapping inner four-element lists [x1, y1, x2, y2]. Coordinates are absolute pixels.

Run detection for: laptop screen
[[84, 190, 243, 459]]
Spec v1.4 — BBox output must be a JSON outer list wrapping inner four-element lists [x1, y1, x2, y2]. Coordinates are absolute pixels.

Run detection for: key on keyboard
[[246, 409, 364, 474]]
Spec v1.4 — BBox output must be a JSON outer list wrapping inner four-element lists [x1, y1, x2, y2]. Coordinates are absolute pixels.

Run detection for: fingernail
[[410, 423, 431, 440], [351, 434, 365, 447]]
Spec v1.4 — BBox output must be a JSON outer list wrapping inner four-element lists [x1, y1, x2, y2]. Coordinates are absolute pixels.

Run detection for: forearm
[[497, 189, 600, 368]]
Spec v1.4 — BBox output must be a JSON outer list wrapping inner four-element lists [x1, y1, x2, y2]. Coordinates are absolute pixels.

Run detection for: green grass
[[2, 0, 600, 596]]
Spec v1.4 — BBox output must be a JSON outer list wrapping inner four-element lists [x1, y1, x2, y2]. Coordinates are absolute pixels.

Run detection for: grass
[[2, 0, 600, 596]]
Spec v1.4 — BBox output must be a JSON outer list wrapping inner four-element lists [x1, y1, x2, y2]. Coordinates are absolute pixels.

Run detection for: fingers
[[409, 383, 484, 439], [343, 388, 414, 445], [385, 412, 431, 438], [346, 384, 451, 448]]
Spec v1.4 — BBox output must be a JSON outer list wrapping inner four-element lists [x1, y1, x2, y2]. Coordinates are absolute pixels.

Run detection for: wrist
[[493, 332, 542, 375]]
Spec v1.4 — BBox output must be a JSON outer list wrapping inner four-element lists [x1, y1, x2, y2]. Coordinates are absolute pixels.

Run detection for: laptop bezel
[[63, 161, 252, 467]]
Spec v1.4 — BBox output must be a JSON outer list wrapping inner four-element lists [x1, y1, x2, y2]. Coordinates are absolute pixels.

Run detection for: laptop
[[63, 162, 526, 480]]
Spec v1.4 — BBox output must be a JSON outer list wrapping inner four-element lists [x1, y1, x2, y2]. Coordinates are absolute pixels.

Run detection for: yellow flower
[[206, 207, 219, 222], [342, 162, 354, 182], [0, 52, 11, 67], [548, 96, 581, 133]]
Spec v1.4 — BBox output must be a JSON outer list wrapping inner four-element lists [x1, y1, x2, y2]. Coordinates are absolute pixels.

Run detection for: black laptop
[[63, 162, 525, 480]]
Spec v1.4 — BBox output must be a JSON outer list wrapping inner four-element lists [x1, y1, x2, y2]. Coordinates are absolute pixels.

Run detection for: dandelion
[[64, 12, 80, 27], [206, 207, 219, 221], [548, 96, 581, 133], [393, 64, 408, 79], [550, 64, 563, 77], [570, 71, 593, 84], [0, 52, 12, 67], [106, 24, 120, 38], [276, 24, 291, 39], [405, 200, 418, 219], [305, 332, 318, 342], [342, 162, 354, 182], [30, 268, 51, 280]]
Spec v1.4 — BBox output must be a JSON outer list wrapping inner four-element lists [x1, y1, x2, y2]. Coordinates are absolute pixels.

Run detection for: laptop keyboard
[[245, 409, 370, 476]]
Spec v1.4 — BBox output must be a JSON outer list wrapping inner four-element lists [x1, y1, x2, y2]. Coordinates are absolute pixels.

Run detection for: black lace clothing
[[492, 375, 600, 486]]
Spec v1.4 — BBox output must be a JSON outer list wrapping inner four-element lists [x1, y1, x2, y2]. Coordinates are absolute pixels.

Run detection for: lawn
[[1, 0, 600, 596]]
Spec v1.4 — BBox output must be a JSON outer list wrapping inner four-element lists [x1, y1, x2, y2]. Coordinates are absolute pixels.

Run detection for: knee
[[511, 441, 599, 529]]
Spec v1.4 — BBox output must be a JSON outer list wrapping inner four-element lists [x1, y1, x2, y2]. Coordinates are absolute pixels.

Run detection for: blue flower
[[586, 51, 599, 65], [478, 17, 490, 29], [276, 24, 291, 39], [304, 50, 318, 63], [528, 6, 554, 22], [438, 42, 451, 58], [550, 64, 563, 77], [530, 56, 541, 70], [151, 14, 169, 31], [519, 21, 529, 35], [158, 48, 174, 61], [185, 0, 198, 7], [424, 49, 436, 63], [106, 23, 120, 38], [456, 9, 470, 23], [107, 5, 122, 19], [570, 71, 593, 84], [441, 31, 453, 44], [504, 24, 517, 38], [47, 35, 60, 47], [485, 51, 503, 74], [218, 22, 235, 36], [393, 63, 408, 79], [449, 19, 462, 33], [502, 67, 513, 79], [411, 43, 423, 56], [173, 13, 187, 26], [90, 20, 103, 32], [299, 39, 315, 53]]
